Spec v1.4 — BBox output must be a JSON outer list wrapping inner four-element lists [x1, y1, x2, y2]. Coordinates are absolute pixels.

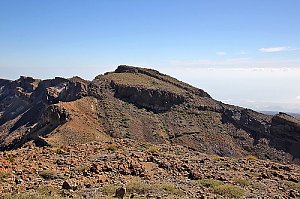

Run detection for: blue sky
[[1, 0, 300, 112]]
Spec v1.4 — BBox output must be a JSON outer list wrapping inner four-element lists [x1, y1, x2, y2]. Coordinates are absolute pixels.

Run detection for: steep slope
[[0, 76, 89, 149], [0, 65, 300, 164]]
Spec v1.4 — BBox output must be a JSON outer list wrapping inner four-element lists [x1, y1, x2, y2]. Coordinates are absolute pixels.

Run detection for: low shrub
[[106, 144, 118, 152], [233, 178, 250, 186], [213, 184, 245, 198], [160, 183, 184, 196], [245, 155, 257, 161]]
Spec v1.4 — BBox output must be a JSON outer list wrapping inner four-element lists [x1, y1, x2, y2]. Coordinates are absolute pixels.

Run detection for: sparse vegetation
[[193, 179, 244, 198], [213, 184, 245, 198], [284, 181, 300, 192], [71, 165, 86, 174], [245, 155, 257, 161], [100, 184, 118, 195], [37, 185, 60, 197], [0, 190, 62, 199], [233, 178, 250, 186], [245, 171, 260, 177], [211, 155, 221, 161], [54, 148, 64, 155], [126, 180, 152, 194], [138, 142, 152, 151], [252, 182, 266, 190], [0, 66, 300, 199], [0, 171, 10, 182], [105, 73, 184, 94], [147, 146, 160, 153], [160, 183, 185, 196], [106, 144, 118, 152], [6, 154, 15, 162]]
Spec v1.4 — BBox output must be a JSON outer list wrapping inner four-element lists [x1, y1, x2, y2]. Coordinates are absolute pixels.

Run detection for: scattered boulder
[[115, 187, 126, 199], [62, 180, 77, 191]]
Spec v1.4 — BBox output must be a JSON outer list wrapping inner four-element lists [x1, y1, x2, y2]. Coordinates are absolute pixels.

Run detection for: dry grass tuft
[[213, 184, 245, 198], [245, 155, 257, 161], [233, 178, 250, 186]]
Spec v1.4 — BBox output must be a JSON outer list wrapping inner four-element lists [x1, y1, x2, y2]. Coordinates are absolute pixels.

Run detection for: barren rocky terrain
[[0, 139, 300, 198], [1, 65, 300, 198]]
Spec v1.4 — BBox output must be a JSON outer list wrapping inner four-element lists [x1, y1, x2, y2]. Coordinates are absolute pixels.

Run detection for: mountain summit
[[1, 65, 299, 163]]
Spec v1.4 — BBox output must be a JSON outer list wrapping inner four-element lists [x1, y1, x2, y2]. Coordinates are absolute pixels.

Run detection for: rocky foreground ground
[[0, 139, 299, 199]]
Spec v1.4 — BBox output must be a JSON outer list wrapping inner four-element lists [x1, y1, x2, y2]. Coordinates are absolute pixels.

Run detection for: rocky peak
[[114, 65, 211, 98]]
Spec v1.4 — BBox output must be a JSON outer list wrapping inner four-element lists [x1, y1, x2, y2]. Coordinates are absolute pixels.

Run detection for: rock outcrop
[[111, 82, 185, 112], [0, 76, 89, 150]]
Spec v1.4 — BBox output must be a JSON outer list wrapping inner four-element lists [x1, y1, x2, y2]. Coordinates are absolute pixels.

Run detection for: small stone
[[62, 180, 77, 190], [62, 181, 72, 190], [15, 178, 22, 185], [115, 187, 126, 199], [89, 164, 99, 174]]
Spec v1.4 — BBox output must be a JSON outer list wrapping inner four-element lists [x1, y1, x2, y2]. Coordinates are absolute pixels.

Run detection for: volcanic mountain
[[1, 65, 300, 163]]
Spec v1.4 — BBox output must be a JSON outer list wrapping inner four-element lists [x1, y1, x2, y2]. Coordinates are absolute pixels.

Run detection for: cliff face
[[0, 65, 299, 163], [0, 76, 88, 150]]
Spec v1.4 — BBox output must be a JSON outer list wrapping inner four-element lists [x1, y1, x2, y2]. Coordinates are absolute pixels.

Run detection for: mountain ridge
[[1, 65, 300, 164]]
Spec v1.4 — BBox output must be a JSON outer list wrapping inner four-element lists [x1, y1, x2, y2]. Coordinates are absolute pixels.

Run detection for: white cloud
[[259, 46, 299, 53], [216, 51, 227, 56], [296, 96, 300, 99]]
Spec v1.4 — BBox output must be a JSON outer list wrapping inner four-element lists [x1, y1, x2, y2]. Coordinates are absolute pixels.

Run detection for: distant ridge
[[261, 111, 300, 119]]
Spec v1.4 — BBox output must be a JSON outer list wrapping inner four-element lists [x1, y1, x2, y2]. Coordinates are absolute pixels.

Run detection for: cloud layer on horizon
[[259, 46, 299, 53]]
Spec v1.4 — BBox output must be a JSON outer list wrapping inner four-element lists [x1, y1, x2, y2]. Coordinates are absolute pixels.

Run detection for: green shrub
[[100, 184, 118, 195], [245, 155, 257, 161], [106, 144, 118, 152], [37, 186, 59, 196], [160, 183, 184, 196], [233, 178, 250, 186], [213, 184, 245, 198], [126, 181, 152, 194], [211, 155, 221, 161], [147, 146, 160, 153]]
